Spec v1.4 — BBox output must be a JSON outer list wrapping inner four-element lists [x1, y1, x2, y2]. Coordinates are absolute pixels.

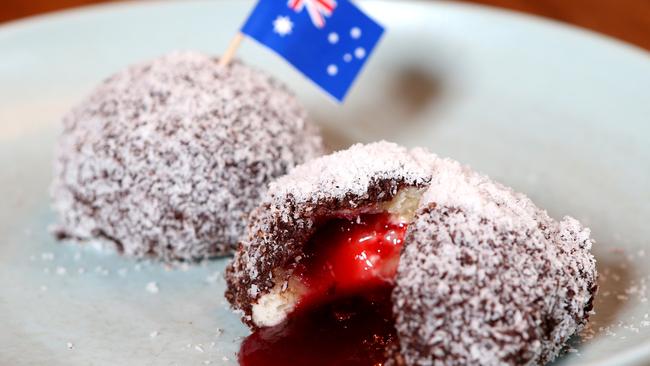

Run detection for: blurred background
[[0, 0, 650, 50], [1, 0, 649, 51]]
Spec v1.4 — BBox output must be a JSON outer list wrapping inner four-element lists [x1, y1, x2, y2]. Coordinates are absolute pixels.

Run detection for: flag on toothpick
[[240, 0, 384, 101]]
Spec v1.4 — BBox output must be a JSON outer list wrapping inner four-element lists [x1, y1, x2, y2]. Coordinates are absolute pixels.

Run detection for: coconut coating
[[392, 159, 597, 365], [225, 141, 436, 323], [51, 51, 324, 261]]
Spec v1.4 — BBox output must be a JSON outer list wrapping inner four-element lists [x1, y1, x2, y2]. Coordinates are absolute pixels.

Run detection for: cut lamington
[[226, 141, 436, 327], [225, 141, 597, 366]]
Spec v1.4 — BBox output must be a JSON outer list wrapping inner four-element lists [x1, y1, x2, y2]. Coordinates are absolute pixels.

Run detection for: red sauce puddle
[[239, 286, 396, 366], [239, 214, 408, 366]]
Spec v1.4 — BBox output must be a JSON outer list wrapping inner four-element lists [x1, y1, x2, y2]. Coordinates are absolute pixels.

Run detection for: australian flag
[[241, 0, 384, 101]]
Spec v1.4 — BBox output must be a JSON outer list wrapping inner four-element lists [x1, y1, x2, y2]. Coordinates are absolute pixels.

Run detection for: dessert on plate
[[51, 51, 324, 261], [225, 141, 597, 365]]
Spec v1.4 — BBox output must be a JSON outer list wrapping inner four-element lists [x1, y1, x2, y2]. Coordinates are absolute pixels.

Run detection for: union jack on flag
[[240, 0, 384, 101], [287, 0, 336, 28]]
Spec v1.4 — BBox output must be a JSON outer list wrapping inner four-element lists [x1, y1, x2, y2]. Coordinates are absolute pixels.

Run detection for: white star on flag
[[273, 16, 293, 37], [273, 16, 294, 36]]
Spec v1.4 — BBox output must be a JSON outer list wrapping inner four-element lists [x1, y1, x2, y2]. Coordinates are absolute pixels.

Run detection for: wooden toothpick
[[219, 32, 245, 67]]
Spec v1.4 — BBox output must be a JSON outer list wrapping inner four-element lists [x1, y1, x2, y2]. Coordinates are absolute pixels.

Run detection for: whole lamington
[[51, 51, 324, 261]]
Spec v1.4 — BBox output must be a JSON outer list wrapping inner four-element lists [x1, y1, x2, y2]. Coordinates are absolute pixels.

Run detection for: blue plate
[[1, 1, 649, 365]]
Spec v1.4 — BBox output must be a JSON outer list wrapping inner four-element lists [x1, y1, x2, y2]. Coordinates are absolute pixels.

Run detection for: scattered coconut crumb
[[195, 345, 204, 353], [145, 282, 159, 294], [149, 331, 159, 338], [41, 252, 54, 261], [56, 266, 67, 276], [66, 342, 74, 350], [205, 271, 221, 284], [578, 247, 650, 347]]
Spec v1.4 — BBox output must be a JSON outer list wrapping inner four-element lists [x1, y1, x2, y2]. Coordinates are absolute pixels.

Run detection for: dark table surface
[[2, 0, 649, 51]]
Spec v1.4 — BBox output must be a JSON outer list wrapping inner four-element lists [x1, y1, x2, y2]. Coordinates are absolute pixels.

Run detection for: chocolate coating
[[51, 51, 324, 261]]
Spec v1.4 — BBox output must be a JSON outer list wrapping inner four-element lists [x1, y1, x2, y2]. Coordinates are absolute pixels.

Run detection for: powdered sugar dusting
[[51, 51, 323, 261], [268, 141, 435, 208], [421, 157, 544, 231]]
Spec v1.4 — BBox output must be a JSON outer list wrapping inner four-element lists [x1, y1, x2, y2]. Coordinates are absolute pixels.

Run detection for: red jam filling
[[297, 213, 408, 308], [239, 213, 408, 366]]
